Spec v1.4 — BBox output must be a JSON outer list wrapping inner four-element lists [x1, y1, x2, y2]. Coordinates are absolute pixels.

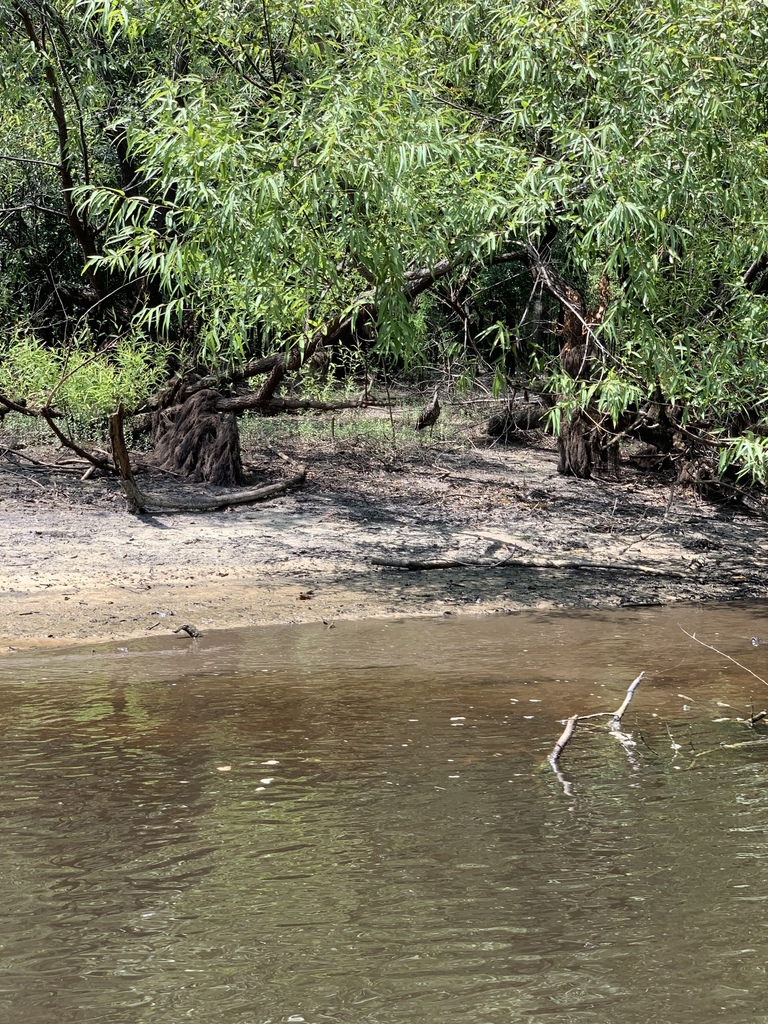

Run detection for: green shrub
[[0, 327, 167, 432]]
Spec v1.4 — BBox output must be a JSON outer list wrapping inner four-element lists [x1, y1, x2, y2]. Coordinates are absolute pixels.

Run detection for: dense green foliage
[[2, 0, 768, 477], [0, 327, 166, 423]]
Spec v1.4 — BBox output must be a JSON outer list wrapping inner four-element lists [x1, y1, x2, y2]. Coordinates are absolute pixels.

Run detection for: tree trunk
[[558, 408, 594, 476], [554, 276, 611, 479], [152, 389, 244, 485]]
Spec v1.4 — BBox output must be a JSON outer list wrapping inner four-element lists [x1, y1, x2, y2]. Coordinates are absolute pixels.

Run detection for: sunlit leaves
[[64, 0, 768, 372], [4, 0, 768, 476]]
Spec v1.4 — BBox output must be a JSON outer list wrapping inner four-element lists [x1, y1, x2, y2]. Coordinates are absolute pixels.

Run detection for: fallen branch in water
[[679, 625, 768, 687], [546, 673, 645, 795], [688, 736, 768, 769], [611, 672, 645, 730], [549, 715, 579, 764], [548, 672, 645, 767]]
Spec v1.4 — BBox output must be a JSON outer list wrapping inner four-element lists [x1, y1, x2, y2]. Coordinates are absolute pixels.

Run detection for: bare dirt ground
[[2, 424, 766, 653]]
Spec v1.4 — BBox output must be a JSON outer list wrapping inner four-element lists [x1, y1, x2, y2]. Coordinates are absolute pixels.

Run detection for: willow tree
[[4, 0, 768, 482]]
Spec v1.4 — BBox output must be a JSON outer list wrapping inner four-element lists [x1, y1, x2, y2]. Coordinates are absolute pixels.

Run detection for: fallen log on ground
[[371, 555, 692, 579], [109, 406, 307, 514]]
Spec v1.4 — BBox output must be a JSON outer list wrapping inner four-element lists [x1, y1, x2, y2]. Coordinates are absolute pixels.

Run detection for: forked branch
[[546, 672, 645, 794]]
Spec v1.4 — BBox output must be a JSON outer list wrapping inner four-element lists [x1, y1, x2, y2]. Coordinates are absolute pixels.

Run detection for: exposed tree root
[[152, 388, 244, 486], [109, 406, 306, 514]]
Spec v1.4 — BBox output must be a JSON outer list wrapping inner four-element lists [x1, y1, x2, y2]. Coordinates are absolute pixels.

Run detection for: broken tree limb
[[118, 471, 307, 513], [610, 673, 645, 731], [1, 391, 111, 474], [549, 716, 579, 766]]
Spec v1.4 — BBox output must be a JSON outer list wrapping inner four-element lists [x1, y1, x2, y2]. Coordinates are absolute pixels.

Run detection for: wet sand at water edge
[[2, 434, 766, 652]]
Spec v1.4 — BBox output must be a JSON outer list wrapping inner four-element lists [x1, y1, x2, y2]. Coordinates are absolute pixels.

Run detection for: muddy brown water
[[2, 603, 768, 1024]]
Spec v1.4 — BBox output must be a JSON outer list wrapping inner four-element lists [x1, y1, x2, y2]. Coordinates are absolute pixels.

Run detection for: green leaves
[[4, 0, 768, 478]]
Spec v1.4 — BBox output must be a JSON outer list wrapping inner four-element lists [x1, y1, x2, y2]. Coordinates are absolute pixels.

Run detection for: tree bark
[[152, 389, 244, 486]]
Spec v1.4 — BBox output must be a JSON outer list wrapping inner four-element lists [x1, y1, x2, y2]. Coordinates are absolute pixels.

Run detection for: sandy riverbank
[[2, 431, 766, 652]]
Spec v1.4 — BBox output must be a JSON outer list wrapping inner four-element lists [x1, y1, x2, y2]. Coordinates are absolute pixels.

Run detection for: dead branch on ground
[[127, 472, 308, 513], [109, 406, 306, 513], [372, 554, 691, 579]]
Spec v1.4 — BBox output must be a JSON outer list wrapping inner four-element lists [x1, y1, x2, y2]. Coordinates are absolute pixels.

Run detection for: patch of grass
[[0, 327, 167, 442], [240, 396, 480, 456]]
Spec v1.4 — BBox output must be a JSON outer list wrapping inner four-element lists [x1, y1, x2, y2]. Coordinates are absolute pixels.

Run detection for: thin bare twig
[[610, 673, 645, 730], [679, 626, 767, 687]]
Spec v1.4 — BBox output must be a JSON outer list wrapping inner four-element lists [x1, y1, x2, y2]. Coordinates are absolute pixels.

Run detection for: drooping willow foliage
[[2, 0, 768, 476]]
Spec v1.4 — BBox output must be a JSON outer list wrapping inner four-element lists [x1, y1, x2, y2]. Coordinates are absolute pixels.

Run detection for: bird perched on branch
[[415, 387, 441, 435]]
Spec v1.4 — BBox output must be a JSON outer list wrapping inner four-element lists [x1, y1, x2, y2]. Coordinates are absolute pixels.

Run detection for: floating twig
[[679, 625, 768, 687], [549, 715, 579, 766], [546, 673, 646, 792]]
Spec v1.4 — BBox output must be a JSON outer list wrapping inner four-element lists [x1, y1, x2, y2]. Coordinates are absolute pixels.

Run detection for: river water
[[2, 602, 768, 1024]]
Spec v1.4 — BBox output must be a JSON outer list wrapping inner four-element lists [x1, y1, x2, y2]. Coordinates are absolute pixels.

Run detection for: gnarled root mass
[[152, 389, 243, 486]]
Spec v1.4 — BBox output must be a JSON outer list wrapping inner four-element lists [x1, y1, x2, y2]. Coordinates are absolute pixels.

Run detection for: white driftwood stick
[[610, 672, 645, 731], [549, 715, 579, 765]]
